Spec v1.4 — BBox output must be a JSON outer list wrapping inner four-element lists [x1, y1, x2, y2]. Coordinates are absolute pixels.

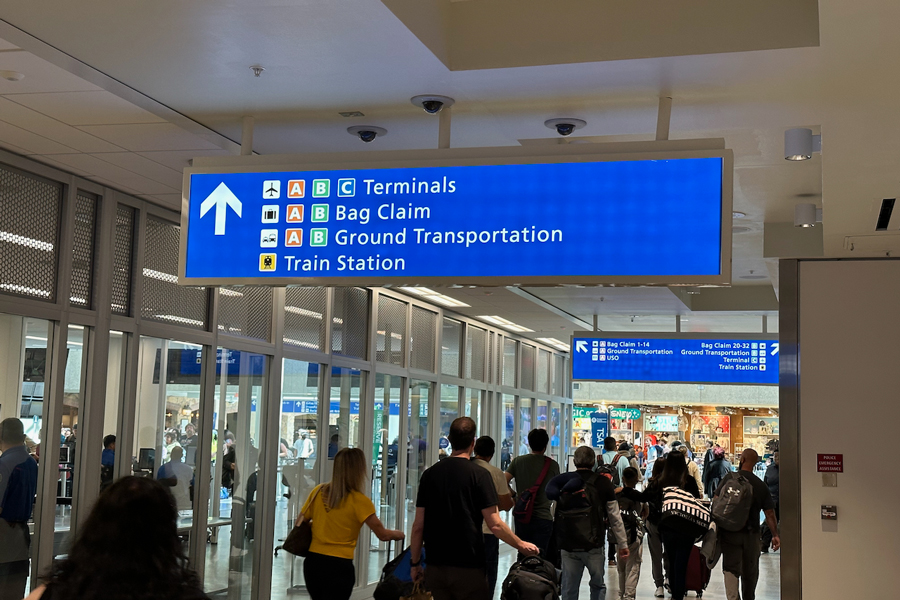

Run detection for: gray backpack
[[711, 472, 754, 532]]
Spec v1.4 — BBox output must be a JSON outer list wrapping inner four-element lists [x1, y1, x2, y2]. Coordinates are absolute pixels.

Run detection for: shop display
[[742, 417, 779, 455], [572, 406, 595, 447], [610, 410, 635, 445], [690, 414, 731, 453]]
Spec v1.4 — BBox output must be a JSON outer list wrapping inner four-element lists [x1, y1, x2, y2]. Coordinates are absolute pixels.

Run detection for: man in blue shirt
[[0, 418, 38, 600]]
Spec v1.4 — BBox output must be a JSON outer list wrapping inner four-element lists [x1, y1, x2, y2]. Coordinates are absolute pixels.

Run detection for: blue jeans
[[561, 547, 606, 600]]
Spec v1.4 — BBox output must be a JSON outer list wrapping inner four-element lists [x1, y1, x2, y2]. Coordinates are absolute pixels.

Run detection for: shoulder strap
[[533, 457, 553, 489], [303, 485, 324, 519], [612, 454, 622, 466]]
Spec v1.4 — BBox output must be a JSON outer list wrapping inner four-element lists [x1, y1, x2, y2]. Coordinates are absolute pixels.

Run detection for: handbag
[[400, 582, 432, 600], [283, 486, 323, 557], [660, 486, 711, 541]]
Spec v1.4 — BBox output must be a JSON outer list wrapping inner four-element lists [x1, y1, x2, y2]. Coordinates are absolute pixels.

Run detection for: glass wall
[[407, 380, 430, 536], [273, 359, 320, 599], [519, 398, 533, 455], [369, 374, 403, 583], [205, 349, 268, 598], [0, 155, 574, 600], [501, 395, 515, 470], [466, 388, 483, 435], [326, 368, 364, 481], [439, 384, 460, 459]]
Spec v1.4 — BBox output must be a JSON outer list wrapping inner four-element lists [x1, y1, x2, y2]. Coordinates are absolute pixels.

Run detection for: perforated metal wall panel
[[284, 287, 328, 351], [521, 344, 535, 391], [141, 216, 208, 329], [503, 339, 517, 387], [441, 318, 462, 377], [70, 192, 98, 308], [218, 286, 273, 341], [538, 349, 550, 393], [410, 306, 436, 372], [332, 287, 369, 358], [111, 205, 135, 315], [0, 164, 62, 302], [376, 296, 407, 365], [466, 326, 486, 381]]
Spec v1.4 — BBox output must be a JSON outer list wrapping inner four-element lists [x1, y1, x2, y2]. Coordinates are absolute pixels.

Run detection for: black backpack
[[616, 492, 645, 545], [501, 556, 560, 600], [596, 454, 622, 487], [555, 474, 604, 552]]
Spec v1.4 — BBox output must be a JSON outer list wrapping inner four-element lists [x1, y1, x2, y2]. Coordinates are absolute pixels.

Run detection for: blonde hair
[[324, 447, 367, 510]]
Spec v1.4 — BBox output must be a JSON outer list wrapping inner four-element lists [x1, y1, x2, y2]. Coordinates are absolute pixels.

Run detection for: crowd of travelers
[[0, 414, 780, 600]]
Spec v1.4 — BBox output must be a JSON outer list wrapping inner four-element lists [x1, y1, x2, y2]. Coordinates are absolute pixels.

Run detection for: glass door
[[368, 374, 403, 584], [205, 348, 268, 599]]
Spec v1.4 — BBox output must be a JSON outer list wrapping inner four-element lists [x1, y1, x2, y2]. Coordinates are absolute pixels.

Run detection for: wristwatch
[[410, 558, 422, 567]]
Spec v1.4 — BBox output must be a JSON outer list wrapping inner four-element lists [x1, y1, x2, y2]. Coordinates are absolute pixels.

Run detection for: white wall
[[798, 260, 900, 597]]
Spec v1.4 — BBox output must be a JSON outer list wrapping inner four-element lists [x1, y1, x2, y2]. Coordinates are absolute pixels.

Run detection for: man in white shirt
[[157, 446, 194, 512], [472, 436, 515, 597], [294, 431, 314, 460]]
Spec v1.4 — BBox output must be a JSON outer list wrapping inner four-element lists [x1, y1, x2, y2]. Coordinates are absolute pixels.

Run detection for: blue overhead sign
[[180, 154, 728, 286], [572, 336, 779, 385]]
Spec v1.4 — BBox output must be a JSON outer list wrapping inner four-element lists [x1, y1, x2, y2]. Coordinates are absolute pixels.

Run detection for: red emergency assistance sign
[[817, 454, 843, 473]]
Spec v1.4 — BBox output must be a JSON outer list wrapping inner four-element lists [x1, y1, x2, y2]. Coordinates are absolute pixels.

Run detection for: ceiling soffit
[[382, 0, 820, 71]]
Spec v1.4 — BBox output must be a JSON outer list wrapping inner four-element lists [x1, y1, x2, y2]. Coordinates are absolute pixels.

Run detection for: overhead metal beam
[[505, 287, 594, 330]]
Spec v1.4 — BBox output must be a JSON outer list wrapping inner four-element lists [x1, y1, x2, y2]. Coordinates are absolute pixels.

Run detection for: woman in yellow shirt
[[299, 447, 404, 600]]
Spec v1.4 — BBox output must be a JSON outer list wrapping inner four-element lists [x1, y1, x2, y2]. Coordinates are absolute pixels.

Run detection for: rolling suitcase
[[684, 545, 712, 597]]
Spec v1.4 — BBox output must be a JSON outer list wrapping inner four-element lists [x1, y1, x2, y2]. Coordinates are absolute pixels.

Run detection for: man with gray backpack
[[712, 449, 780, 600], [546, 446, 629, 600]]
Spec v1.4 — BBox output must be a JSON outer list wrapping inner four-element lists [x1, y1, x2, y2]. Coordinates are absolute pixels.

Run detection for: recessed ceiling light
[[477, 315, 534, 333], [732, 226, 752, 234], [740, 275, 769, 280], [339, 111, 365, 118], [732, 211, 747, 219], [0, 70, 24, 82], [399, 287, 470, 308]]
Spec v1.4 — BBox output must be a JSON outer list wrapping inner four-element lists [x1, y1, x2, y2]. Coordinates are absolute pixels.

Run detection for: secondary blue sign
[[181, 156, 725, 285], [590, 411, 609, 447], [573, 337, 779, 385]]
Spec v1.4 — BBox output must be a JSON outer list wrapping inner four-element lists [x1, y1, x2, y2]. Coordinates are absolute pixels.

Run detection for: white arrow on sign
[[200, 182, 242, 235], [576, 340, 588, 353], [770, 342, 780, 356]]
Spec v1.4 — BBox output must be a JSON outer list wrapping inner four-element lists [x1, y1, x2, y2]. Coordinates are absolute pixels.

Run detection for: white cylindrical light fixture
[[794, 203, 817, 227], [785, 128, 813, 161]]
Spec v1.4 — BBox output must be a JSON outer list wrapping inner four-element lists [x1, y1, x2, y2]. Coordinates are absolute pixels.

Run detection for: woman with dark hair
[[26, 476, 207, 600], [657, 454, 702, 600]]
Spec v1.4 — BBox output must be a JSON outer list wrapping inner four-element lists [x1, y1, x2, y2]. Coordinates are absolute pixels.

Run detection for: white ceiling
[[2, 0, 891, 341]]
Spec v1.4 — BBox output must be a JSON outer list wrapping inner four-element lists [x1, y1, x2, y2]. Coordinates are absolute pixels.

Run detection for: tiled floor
[[490, 542, 781, 600], [199, 494, 781, 600]]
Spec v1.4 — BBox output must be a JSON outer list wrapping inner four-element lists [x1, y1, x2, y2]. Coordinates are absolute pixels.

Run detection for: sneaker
[[655, 587, 665, 598], [608, 559, 617, 567]]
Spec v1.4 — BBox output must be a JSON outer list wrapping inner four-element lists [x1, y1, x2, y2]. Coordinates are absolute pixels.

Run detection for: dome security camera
[[544, 118, 587, 137], [411, 95, 456, 115], [421, 100, 443, 114], [347, 126, 387, 143]]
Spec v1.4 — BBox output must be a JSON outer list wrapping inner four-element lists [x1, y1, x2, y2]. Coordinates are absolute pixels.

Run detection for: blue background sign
[[573, 337, 779, 385], [590, 411, 609, 447], [182, 157, 724, 284]]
